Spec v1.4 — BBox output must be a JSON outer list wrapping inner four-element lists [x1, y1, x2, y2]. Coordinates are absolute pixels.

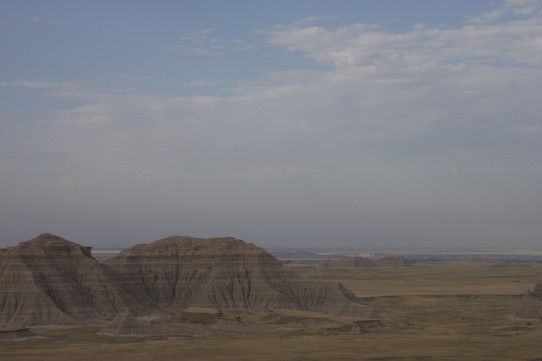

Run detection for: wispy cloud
[[7, 1, 542, 183], [171, 28, 256, 56], [182, 80, 224, 87], [181, 27, 216, 42], [291, 16, 338, 27], [268, 16, 542, 70], [6, 1, 542, 180], [0, 80, 76, 90], [470, 0, 542, 23]]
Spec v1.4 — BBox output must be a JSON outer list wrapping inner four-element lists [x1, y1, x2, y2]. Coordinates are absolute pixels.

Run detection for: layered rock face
[[0, 234, 139, 325], [319, 256, 410, 269], [105, 236, 379, 318], [515, 282, 542, 319], [0, 234, 380, 325]]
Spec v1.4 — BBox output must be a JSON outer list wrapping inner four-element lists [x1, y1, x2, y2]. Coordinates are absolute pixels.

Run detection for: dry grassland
[[2, 260, 542, 361]]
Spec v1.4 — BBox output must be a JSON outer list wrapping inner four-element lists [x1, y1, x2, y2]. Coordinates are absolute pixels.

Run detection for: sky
[[1, 0, 542, 250]]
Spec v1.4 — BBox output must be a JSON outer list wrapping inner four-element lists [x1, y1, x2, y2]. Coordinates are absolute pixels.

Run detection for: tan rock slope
[[319, 255, 411, 269], [515, 282, 542, 319], [105, 236, 380, 318], [0, 233, 141, 325]]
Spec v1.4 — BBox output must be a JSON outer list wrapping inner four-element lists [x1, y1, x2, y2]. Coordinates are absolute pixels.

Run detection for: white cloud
[[181, 28, 216, 42], [4, 2, 542, 186], [269, 14, 542, 71], [469, 9, 508, 24], [171, 28, 254, 56], [291, 16, 338, 27], [503, 0, 542, 14], [470, 0, 542, 23]]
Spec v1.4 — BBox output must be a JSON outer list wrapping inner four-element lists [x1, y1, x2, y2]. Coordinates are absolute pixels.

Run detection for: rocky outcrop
[[98, 313, 168, 336], [515, 282, 542, 319], [0, 233, 141, 325], [105, 236, 380, 318], [213, 316, 248, 330], [319, 256, 410, 269], [321, 319, 384, 335], [169, 310, 220, 325], [0, 326, 32, 340]]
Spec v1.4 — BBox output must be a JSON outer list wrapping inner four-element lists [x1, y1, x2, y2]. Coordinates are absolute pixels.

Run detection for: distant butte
[[515, 282, 542, 320], [0, 234, 380, 325]]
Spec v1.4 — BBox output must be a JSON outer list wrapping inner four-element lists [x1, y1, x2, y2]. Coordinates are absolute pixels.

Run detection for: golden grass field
[[2, 260, 542, 361]]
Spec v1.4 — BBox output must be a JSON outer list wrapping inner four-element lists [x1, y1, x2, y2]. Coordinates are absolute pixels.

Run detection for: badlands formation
[[0, 233, 141, 325], [515, 282, 542, 320], [0, 233, 379, 326]]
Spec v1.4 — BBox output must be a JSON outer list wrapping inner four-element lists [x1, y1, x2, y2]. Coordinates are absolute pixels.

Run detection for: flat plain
[[2, 260, 542, 361]]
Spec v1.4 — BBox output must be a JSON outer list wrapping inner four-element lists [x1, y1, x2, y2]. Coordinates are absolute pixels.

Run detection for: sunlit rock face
[[105, 236, 380, 318], [0, 233, 139, 325], [515, 282, 542, 320]]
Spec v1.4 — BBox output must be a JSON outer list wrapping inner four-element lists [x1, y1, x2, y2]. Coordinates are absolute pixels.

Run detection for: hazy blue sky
[[1, 0, 542, 249]]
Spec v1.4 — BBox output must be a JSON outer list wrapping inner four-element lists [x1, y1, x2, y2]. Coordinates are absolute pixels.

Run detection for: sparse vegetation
[[2, 260, 542, 360]]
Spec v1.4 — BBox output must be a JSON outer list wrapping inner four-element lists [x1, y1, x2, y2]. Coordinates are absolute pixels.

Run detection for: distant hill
[[319, 256, 411, 269], [270, 251, 340, 259], [270, 251, 346, 264]]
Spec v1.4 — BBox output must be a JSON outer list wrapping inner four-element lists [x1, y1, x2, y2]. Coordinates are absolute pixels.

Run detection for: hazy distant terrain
[[93, 247, 542, 263], [268, 248, 542, 263]]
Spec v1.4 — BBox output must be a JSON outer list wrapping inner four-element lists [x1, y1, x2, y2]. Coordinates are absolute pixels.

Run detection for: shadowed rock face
[[105, 236, 380, 318], [515, 282, 542, 320], [0, 234, 139, 325], [319, 256, 410, 269]]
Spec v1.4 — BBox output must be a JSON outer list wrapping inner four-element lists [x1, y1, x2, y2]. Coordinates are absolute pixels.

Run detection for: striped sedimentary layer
[[0, 234, 140, 325], [105, 236, 380, 318], [0, 234, 380, 325]]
